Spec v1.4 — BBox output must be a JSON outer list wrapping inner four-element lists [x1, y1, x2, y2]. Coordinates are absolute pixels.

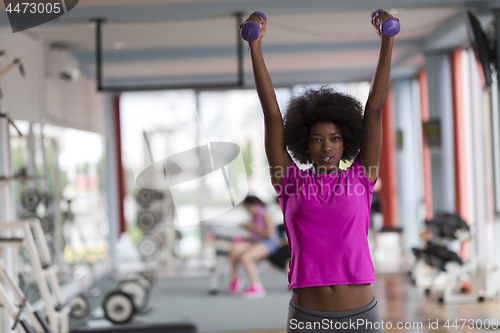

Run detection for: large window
[[120, 83, 370, 260]]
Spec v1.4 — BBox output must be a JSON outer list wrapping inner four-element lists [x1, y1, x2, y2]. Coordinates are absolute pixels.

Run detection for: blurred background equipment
[[2, 1, 500, 332]]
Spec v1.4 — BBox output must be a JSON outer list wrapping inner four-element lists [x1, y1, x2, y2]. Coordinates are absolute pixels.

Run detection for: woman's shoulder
[[275, 159, 308, 185], [346, 155, 378, 193]]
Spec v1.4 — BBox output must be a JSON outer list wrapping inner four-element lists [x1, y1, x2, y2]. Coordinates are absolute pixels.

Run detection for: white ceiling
[[1, 0, 498, 88]]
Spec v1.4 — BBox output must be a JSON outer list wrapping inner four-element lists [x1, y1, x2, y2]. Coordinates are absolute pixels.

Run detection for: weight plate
[[69, 294, 90, 319], [137, 210, 157, 231], [136, 189, 156, 206], [139, 270, 156, 287], [103, 291, 135, 324], [137, 276, 152, 291], [118, 280, 150, 311], [39, 216, 53, 234], [137, 236, 160, 261], [21, 189, 41, 211], [150, 230, 164, 245]]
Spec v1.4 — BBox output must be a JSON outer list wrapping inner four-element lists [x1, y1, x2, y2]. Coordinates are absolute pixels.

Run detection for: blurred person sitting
[[228, 195, 280, 298]]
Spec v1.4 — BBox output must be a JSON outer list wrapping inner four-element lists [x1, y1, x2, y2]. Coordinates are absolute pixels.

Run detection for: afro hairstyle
[[283, 86, 366, 164]]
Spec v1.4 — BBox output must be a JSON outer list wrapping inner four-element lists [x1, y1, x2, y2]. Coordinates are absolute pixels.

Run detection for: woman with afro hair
[[240, 10, 397, 333]]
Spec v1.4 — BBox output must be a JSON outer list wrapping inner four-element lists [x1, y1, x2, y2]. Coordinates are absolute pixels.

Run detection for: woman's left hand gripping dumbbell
[[371, 10, 400, 38]]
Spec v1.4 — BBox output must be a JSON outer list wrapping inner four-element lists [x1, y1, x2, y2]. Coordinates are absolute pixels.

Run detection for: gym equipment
[[240, 11, 267, 42], [12, 285, 36, 332], [425, 213, 469, 239], [62, 198, 99, 267], [137, 233, 162, 261], [21, 189, 41, 211], [68, 294, 91, 320], [102, 291, 136, 324], [101, 270, 155, 325], [0, 259, 53, 333], [137, 209, 159, 231], [40, 216, 53, 234], [370, 9, 400, 37], [0, 218, 70, 332], [136, 275, 152, 291], [136, 189, 157, 206], [70, 322, 197, 333], [409, 213, 495, 304], [21, 212, 53, 234], [129, 273, 154, 292], [0, 56, 25, 78], [0, 111, 24, 136], [117, 279, 150, 312], [412, 241, 462, 272], [139, 270, 157, 288]]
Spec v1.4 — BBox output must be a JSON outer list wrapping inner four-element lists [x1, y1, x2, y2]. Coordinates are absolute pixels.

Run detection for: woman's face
[[308, 121, 344, 174]]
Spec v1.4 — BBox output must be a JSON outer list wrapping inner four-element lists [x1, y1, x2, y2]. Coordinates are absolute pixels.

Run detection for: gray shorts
[[287, 296, 382, 333]]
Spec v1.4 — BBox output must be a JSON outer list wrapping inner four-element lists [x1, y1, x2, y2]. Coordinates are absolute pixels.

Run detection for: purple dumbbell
[[370, 9, 400, 37], [240, 11, 267, 42]]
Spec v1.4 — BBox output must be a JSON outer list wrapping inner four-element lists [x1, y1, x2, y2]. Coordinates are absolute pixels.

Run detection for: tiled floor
[[203, 232, 500, 332], [72, 233, 500, 333], [373, 272, 500, 332], [202, 268, 500, 332]]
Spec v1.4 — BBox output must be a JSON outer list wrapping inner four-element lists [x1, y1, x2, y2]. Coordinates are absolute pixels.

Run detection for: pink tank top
[[274, 155, 377, 289]]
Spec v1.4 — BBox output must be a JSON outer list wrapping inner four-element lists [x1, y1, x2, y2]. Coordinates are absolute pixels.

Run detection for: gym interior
[[1, 0, 500, 332]]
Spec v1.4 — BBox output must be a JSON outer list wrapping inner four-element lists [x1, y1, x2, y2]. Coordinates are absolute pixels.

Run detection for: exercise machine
[[411, 213, 499, 304], [0, 218, 70, 332]]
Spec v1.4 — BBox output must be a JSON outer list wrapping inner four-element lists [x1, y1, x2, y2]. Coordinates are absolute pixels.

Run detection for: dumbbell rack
[[0, 218, 70, 332], [135, 188, 180, 273]]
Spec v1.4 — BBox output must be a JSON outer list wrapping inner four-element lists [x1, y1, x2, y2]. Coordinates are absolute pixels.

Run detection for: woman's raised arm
[[359, 11, 397, 183], [245, 15, 292, 186]]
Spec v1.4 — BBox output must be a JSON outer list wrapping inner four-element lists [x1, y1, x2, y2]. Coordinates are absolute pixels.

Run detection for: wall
[[425, 53, 455, 213], [394, 78, 425, 255], [0, 30, 106, 135]]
